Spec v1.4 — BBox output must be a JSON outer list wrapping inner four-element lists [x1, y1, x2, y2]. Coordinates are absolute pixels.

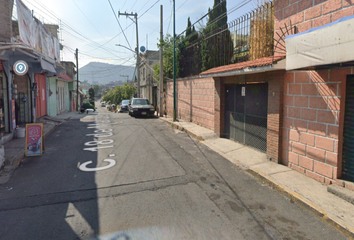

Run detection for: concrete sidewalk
[[160, 117, 354, 239], [0, 111, 90, 184]]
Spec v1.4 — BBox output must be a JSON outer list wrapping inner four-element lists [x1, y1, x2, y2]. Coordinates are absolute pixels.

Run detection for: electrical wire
[[108, 0, 132, 50], [129, 0, 138, 12], [137, 0, 153, 13], [23, 0, 127, 59], [71, 0, 108, 43]]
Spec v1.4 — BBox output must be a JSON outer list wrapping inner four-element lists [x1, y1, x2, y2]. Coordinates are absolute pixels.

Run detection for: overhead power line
[[107, 0, 132, 50], [71, 0, 108, 43], [22, 0, 127, 61]]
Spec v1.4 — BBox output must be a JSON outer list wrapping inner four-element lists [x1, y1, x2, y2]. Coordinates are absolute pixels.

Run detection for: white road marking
[[79, 159, 116, 172]]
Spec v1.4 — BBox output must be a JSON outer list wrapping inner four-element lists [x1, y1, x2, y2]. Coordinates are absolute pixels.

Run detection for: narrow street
[[0, 106, 348, 240]]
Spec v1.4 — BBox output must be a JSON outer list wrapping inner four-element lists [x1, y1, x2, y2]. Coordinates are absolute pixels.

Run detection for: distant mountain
[[79, 62, 135, 85]]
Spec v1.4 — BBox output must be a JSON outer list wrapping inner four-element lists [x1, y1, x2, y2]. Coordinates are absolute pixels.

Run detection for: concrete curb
[[328, 185, 354, 205], [161, 118, 203, 141], [160, 118, 354, 239], [247, 168, 354, 239], [10, 149, 26, 167]]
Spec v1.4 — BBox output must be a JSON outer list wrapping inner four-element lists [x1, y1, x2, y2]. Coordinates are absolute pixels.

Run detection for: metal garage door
[[342, 75, 354, 182], [35, 74, 47, 118], [225, 83, 268, 152]]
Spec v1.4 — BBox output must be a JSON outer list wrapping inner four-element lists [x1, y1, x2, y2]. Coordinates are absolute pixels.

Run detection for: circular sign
[[140, 46, 146, 52], [14, 60, 28, 76]]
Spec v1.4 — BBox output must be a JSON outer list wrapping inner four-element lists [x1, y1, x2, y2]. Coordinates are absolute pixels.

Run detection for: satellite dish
[[140, 46, 146, 52]]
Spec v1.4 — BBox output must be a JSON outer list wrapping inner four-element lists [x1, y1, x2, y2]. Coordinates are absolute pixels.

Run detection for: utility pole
[[120, 75, 129, 83], [148, 74, 151, 102], [159, 5, 164, 117], [118, 11, 140, 97], [173, 0, 176, 121], [75, 48, 79, 112]]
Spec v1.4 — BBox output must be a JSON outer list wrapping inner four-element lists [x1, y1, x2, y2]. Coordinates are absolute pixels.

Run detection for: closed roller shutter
[[225, 83, 268, 152], [342, 76, 354, 182]]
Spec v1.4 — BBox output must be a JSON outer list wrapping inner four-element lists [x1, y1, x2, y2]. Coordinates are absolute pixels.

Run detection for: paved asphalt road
[[0, 105, 349, 240]]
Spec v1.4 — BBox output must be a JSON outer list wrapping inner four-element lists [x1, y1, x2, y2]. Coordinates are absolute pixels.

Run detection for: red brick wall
[[275, 0, 354, 183], [282, 68, 353, 183], [275, 0, 354, 31], [267, 73, 285, 162], [214, 78, 225, 137], [274, 0, 354, 55], [166, 76, 215, 130]]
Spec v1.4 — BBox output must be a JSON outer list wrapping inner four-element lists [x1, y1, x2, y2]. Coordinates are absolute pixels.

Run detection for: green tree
[[179, 17, 201, 77], [92, 84, 102, 98], [88, 87, 95, 106], [154, 34, 180, 82], [102, 83, 135, 105], [201, 0, 233, 72]]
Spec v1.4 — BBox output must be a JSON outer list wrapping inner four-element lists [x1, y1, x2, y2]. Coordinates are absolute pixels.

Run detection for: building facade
[[139, 50, 159, 107], [275, 0, 354, 185], [0, 0, 62, 138], [166, 0, 354, 188]]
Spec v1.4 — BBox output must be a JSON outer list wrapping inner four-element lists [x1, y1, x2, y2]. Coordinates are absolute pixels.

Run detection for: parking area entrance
[[225, 83, 268, 152]]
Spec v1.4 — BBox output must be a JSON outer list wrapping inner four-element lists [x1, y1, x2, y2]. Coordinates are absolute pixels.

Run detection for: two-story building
[[139, 50, 159, 107]]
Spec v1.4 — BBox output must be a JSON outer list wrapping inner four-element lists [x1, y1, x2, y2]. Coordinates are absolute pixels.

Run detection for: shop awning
[[40, 58, 56, 74], [70, 89, 85, 95], [56, 72, 74, 82], [285, 15, 354, 70]]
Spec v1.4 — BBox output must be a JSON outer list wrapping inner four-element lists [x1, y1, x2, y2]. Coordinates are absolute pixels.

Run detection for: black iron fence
[[178, 1, 274, 77], [230, 1, 274, 63]]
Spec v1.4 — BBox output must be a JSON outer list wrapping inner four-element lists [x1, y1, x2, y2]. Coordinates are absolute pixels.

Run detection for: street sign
[[26, 123, 44, 157], [13, 60, 29, 76]]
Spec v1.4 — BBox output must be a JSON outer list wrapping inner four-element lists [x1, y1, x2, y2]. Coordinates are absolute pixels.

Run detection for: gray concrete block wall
[[0, 0, 13, 42], [61, 62, 76, 79]]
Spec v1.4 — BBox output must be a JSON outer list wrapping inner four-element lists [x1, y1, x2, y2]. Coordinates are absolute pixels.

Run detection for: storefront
[[13, 74, 32, 125]]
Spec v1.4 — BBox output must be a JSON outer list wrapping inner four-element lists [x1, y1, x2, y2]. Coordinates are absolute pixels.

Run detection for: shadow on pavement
[[0, 118, 102, 239]]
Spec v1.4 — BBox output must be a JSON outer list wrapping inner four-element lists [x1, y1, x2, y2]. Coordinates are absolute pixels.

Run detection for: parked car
[[101, 102, 106, 107], [128, 98, 155, 117], [86, 108, 95, 114], [118, 100, 130, 113]]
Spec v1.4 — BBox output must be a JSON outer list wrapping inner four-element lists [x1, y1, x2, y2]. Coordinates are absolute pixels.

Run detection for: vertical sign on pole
[[25, 123, 43, 156]]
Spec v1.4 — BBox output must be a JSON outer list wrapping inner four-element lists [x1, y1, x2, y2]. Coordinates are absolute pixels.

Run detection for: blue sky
[[17, 0, 254, 69]]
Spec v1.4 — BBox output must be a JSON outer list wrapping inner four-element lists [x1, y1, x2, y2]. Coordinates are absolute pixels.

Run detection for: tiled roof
[[200, 55, 286, 76]]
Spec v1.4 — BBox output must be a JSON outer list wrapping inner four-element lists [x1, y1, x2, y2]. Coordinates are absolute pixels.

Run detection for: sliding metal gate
[[225, 83, 268, 152], [342, 76, 354, 182]]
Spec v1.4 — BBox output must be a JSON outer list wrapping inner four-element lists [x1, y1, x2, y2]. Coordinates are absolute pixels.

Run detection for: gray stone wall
[[0, 0, 14, 42]]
